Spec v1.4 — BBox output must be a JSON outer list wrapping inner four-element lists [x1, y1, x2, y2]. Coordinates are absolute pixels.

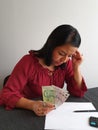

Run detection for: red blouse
[[0, 51, 87, 110]]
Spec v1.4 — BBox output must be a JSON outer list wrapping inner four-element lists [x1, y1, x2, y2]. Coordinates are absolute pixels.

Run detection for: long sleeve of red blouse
[[0, 55, 34, 110]]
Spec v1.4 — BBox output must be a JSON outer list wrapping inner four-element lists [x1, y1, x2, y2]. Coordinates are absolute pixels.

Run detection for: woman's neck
[[38, 58, 55, 71]]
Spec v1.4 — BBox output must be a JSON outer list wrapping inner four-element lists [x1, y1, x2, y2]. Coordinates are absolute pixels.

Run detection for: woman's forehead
[[57, 44, 78, 53]]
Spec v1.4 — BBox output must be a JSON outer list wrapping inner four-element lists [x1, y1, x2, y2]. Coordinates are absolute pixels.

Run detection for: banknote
[[52, 85, 70, 107], [42, 86, 55, 104], [42, 85, 70, 107]]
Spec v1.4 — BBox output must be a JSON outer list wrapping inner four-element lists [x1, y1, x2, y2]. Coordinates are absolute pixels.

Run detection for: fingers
[[37, 106, 54, 116], [43, 102, 55, 108], [32, 101, 55, 116], [35, 106, 54, 116], [71, 50, 84, 68], [75, 50, 83, 57], [41, 101, 55, 114], [72, 50, 83, 60]]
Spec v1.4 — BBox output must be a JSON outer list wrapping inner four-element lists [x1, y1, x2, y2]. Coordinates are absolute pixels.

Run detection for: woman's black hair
[[33, 24, 81, 67]]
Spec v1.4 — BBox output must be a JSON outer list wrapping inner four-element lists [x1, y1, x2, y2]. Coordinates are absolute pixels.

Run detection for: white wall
[[0, 0, 98, 88]]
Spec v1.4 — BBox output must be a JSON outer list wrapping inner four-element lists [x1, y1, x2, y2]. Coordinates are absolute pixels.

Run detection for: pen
[[74, 110, 98, 112]]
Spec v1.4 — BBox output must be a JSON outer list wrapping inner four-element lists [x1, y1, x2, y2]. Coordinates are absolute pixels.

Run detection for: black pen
[[74, 110, 98, 112]]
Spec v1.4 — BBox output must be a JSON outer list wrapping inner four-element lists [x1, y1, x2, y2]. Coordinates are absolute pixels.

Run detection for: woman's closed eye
[[68, 55, 72, 58], [58, 51, 72, 58], [58, 51, 66, 56]]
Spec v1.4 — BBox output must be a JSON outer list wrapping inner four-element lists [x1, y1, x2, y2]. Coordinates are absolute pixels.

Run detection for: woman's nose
[[60, 56, 69, 63], [62, 55, 71, 63]]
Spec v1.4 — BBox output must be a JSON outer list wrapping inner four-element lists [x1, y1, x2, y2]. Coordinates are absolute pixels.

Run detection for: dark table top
[[0, 87, 98, 130]]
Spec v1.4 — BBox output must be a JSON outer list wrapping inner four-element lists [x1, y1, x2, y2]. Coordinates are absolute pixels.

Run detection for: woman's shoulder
[[20, 50, 38, 62], [14, 51, 38, 69]]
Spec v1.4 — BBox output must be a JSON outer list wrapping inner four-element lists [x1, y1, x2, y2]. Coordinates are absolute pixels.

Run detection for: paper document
[[45, 102, 98, 130]]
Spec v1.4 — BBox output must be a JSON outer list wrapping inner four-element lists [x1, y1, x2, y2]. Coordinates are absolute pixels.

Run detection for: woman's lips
[[54, 61, 62, 66]]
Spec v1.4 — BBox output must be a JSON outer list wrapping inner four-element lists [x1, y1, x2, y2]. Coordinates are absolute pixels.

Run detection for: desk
[[0, 87, 98, 130]]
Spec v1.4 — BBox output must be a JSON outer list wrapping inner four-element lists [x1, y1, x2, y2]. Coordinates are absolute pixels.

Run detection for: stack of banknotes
[[42, 85, 70, 108]]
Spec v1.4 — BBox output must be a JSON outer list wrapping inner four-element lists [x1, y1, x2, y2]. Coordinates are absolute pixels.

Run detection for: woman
[[0, 24, 87, 116]]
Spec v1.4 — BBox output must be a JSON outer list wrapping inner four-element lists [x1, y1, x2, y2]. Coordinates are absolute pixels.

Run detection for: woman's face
[[52, 44, 78, 66]]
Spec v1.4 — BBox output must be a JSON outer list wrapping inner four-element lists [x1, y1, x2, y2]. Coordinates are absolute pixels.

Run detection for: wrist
[[73, 67, 83, 87], [29, 100, 36, 111], [15, 97, 36, 111], [73, 66, 80, 73]]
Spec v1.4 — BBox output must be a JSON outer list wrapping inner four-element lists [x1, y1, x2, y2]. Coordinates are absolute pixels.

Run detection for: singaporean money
[[42, 85, 70, 107], [52, 85, 70, 107], [42, 86, 55, 104]]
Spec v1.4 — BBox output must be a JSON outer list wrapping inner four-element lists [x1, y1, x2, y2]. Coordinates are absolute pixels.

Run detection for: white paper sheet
[[45, 102, 98, 130]]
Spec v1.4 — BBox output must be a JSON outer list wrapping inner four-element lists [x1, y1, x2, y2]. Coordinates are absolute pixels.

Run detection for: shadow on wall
[[0, 74, 10, 89], [0, 76, 7, 89], [0, 79, 3, 89]]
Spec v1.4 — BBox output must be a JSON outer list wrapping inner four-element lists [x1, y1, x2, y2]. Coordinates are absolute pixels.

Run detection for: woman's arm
[[0, 55, 33, 110], [65, 51, 87, 97], [72, 50, 84, 87], [15, 97, 55, 116], [73, 67, 82, 87]]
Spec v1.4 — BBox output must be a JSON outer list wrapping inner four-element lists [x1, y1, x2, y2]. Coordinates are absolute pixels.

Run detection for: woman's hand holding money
[[32, 100, 55, 116]]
